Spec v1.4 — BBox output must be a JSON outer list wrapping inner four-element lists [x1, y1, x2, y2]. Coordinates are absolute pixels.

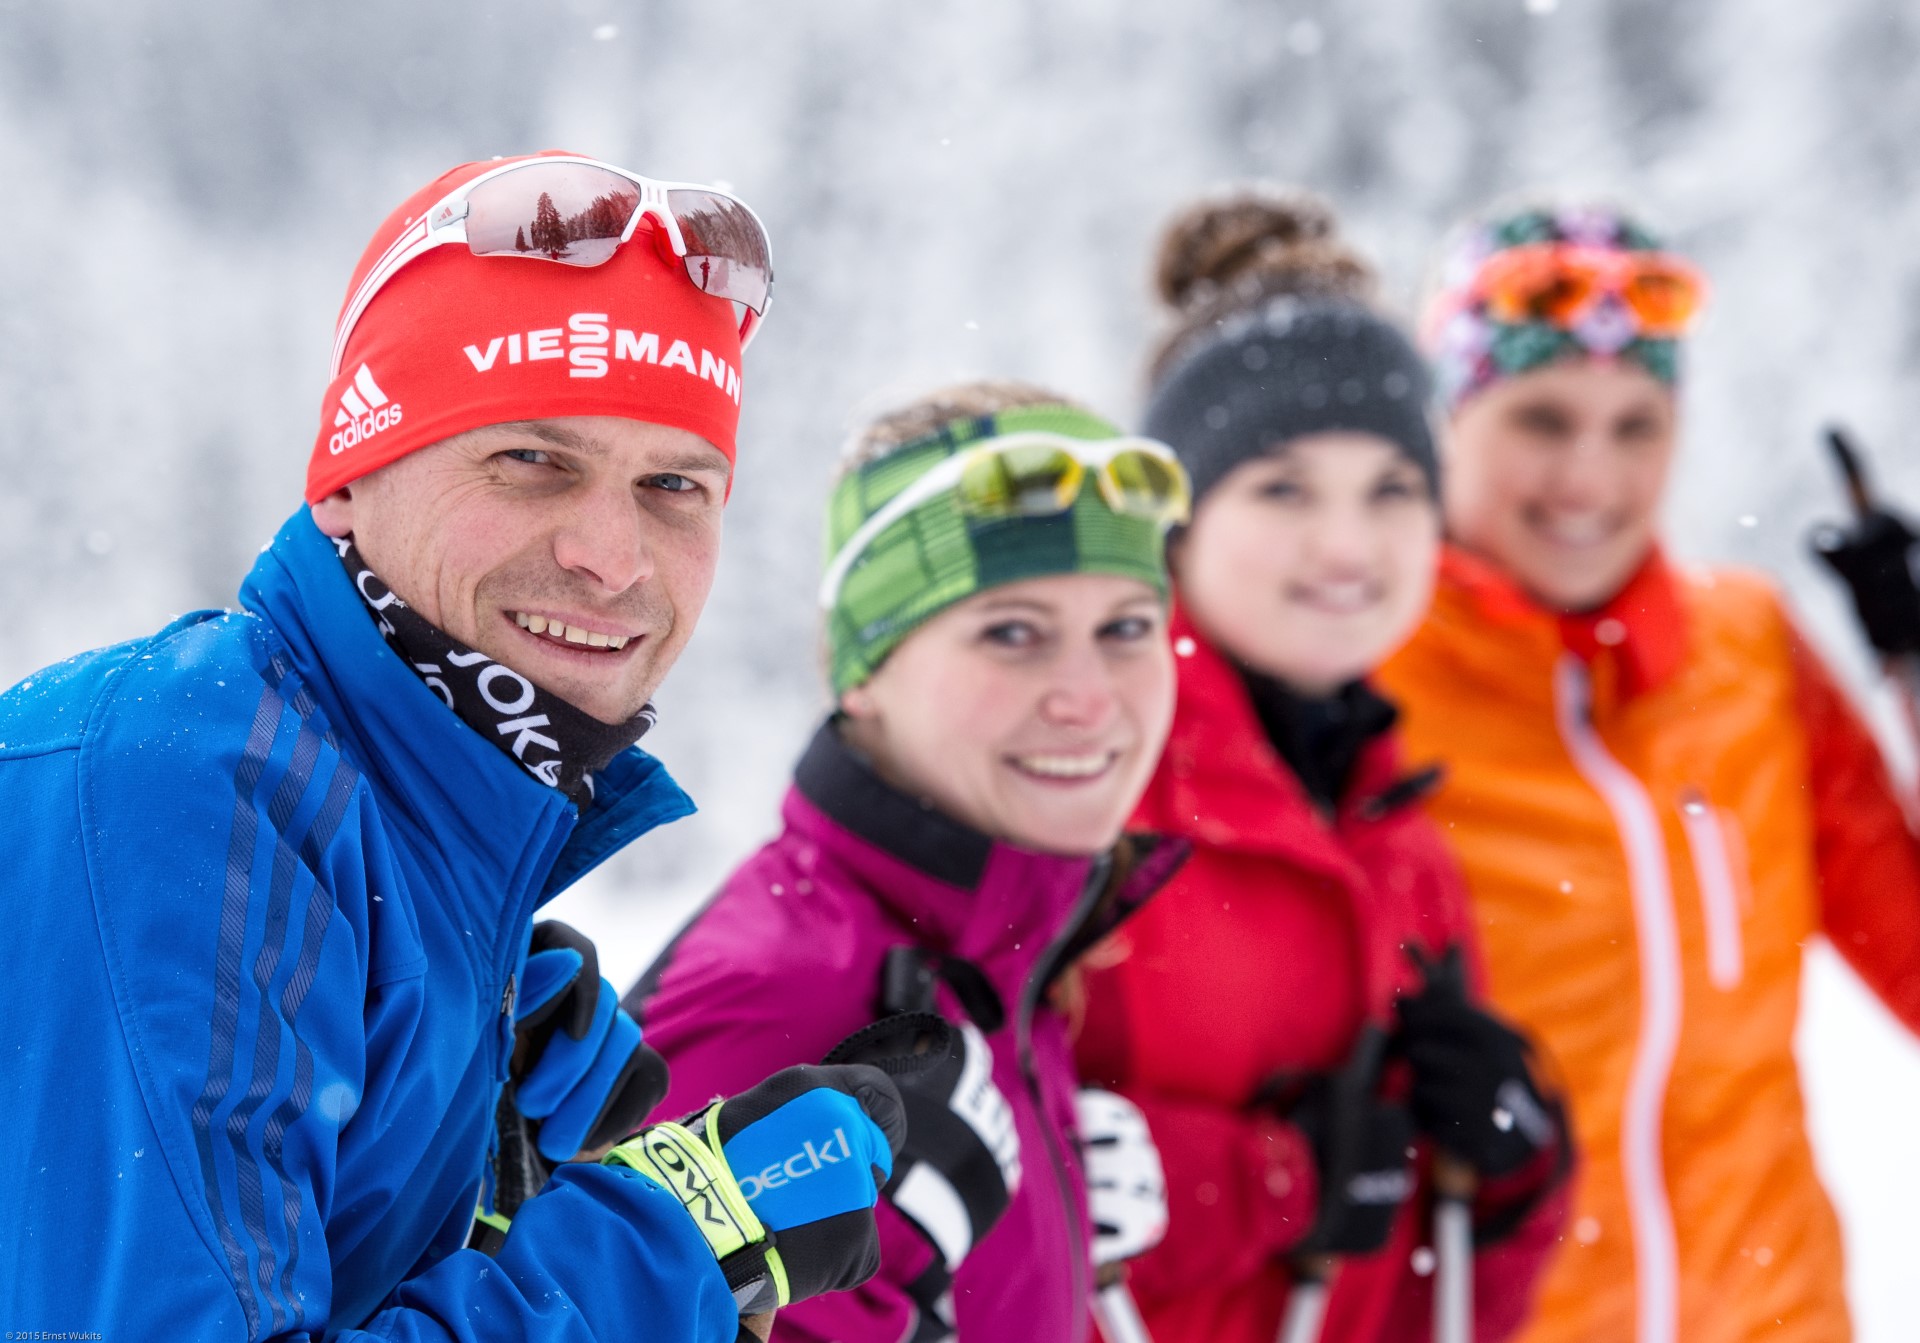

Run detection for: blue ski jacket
[[0, 509, 737, 1340]]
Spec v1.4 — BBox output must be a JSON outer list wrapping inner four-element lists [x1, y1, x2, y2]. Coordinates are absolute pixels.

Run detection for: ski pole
[[1275, 1255, 1335, 1343], [1432, 1156, 1477, 1343], [1826, 425, 1876, 517], [1823, 426, 1920, 713], [1091, 1264, 1156, 1343]]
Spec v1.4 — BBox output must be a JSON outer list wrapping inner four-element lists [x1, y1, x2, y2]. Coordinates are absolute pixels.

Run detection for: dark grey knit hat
[[1143, 296, 1438, 505]]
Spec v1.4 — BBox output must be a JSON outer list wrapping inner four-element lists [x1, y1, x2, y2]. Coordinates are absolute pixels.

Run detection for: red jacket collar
[[1439, 544, 1688, 700], [1148, 606, 1409, 865], [1145, 608, 1438, 1024]]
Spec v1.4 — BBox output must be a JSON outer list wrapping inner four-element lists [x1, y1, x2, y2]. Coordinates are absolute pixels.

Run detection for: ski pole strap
[[493, 1088, 552, 1217], [466, 1088, 548, 1256], [467, 1203, 513, 1257], [605, 1104, 792, 1314], [879, 945, 1006, 1034], [901, 1257, 959, 1343]]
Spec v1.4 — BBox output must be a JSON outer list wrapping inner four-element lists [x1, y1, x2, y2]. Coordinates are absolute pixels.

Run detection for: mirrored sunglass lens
[[464, 164, 640, 267], [1492, 267, 1597, 325], [958, 445, 1080, 516], [1106, 451, 1190, 521], [1622, 268, 1701, 330], [1481, 250, 1592, 326], [668, 189, 772, 313]]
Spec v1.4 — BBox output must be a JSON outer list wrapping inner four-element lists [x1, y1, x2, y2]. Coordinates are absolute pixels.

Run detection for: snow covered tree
[[528, 191, 567, 258]]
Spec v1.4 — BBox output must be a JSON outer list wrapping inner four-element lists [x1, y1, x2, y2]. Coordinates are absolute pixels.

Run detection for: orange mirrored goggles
[[1469, 242, 1708, 337]]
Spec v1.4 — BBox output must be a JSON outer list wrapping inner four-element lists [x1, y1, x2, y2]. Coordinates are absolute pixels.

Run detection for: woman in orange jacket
[[1075, 189, 1569, 1343], [1375, 200, 1920, 1343]]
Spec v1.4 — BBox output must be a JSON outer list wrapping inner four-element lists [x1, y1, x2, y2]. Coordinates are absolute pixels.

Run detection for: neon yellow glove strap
[[605, 1102, 792, 1310], [471, 1205, 514, 1236]]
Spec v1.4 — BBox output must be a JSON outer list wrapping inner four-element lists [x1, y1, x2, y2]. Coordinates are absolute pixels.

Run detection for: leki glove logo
[[329, 365, 403, 456], [735, 1128, 857, 1202], [461, 312, 742, 403]]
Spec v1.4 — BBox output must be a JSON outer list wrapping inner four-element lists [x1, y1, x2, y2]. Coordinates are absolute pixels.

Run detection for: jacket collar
[[1239, 669, 1400, 814], [239, 508, 693, 908], [1154, 611, 1432, 1024], [786, 719, 1181, 979], [1438, 544, 1688, 702], [1157, 606, 1410, 865]]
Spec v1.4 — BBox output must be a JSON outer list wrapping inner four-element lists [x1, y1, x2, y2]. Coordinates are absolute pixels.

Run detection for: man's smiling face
[[312, 415, 730, 723]]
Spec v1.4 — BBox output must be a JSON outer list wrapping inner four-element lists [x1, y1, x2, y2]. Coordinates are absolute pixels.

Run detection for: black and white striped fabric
[[825, 1012, 1021, 1273], [335, 538, 654, 805]]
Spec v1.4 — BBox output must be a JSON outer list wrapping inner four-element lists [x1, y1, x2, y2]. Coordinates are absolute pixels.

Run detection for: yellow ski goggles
[[819, 432, 1191, 610]]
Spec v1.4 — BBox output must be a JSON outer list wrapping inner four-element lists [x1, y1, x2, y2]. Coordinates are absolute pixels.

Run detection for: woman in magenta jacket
[[626, 381, 1191, 1341], [1073, 190, 1571, 1343]]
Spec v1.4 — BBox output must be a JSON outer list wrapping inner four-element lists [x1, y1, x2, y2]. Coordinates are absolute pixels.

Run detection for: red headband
[[306, 153, 745, 503]]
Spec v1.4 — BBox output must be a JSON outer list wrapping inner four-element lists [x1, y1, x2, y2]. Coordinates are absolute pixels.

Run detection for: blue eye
[[648, 473, 698, 493], [1100, 614, 1157, 642], [502, 448, 552, 466]]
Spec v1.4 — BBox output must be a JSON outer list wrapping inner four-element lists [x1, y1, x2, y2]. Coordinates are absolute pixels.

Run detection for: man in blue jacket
[[0, 153, 902, 1341]]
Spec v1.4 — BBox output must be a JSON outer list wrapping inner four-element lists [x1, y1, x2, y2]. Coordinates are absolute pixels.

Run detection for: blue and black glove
[[605, 1062, 907, 1314], [513, 920, 669, 1163]]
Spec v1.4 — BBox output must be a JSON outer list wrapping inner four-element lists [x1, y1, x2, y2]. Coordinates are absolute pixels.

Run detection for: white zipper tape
[[1553, 657, 1681, 1343], [1679, 788, 1744, 992]]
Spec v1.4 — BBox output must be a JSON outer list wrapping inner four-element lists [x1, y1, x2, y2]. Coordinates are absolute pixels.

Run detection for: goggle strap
[[331, 218, 441, 377], [818, 451, 971, 610]]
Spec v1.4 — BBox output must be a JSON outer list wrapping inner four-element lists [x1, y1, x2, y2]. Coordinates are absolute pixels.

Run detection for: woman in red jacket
[[1075, 189, 1569, 1343]]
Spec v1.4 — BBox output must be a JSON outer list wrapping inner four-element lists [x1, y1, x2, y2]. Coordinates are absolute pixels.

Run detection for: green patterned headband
[[822, 404, 1174, 694]]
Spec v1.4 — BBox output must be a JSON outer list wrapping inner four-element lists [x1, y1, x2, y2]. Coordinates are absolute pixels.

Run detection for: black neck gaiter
[[1239, 670, 1399, 814], [334, 537, 654, 807]]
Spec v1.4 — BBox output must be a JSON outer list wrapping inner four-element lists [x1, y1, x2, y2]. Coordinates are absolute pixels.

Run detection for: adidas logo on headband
[[329, 365, 405, 456]]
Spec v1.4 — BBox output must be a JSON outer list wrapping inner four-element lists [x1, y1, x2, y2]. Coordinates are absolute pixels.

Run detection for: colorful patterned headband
[[1423, 205, 1703, 412]]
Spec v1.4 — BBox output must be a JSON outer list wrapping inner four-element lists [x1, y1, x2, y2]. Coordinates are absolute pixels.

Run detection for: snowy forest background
[[4, 0, 1919, 1330]]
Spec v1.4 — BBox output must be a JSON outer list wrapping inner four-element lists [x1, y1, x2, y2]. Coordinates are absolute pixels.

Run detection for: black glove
[[825, 1012, 1022, 1271], [512, 920, 670, 1161], [606, 1062, 907, 1313], [1285, 1026, 1416, 1256], [1395, 944, 1564, 1178], [1813, 508, 1920, 656]]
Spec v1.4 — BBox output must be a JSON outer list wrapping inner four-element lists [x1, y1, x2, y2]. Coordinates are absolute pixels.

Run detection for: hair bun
[[1153, 186, 1376, 316]]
